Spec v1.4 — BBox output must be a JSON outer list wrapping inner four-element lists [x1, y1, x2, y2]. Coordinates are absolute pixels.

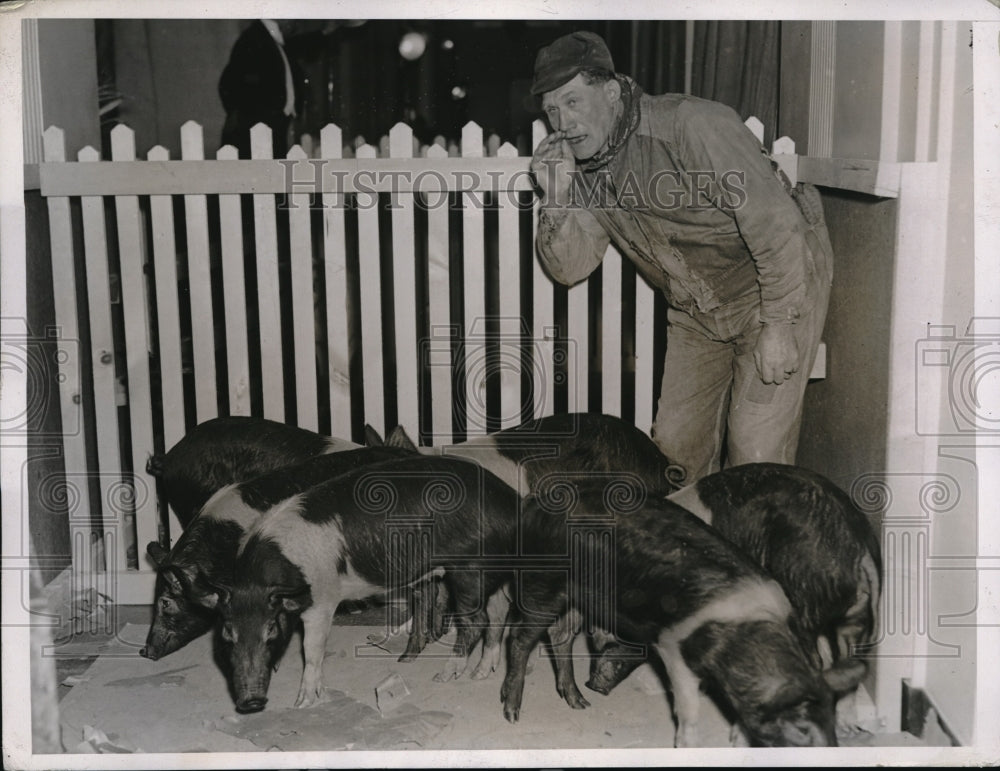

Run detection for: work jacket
[[535, 92, 823, 324]]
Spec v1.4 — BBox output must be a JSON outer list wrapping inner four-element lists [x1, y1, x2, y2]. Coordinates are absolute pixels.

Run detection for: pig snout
[[139, 645, 159, 661], [235, 696, 268, 713], [586, 641, 644, 694]]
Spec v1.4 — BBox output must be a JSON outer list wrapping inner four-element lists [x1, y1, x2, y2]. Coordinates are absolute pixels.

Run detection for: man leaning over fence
[[528, 31, 834, 482]]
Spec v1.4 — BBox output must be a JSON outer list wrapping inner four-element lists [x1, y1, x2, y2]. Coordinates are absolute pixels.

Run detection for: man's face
[[541, 73, 620, 160]]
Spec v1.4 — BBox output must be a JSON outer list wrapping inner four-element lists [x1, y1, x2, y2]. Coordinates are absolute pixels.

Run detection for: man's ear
[[604, 77, 622, 103]]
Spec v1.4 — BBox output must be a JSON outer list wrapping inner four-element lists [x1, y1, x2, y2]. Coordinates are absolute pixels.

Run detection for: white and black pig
[[146, 415, 362, 529], [141, 444, 415, 661], [200, 454, 522, 713], [397, 411, 687, 662], [500, 480, 864, 747], [585, 462, 881, 697]]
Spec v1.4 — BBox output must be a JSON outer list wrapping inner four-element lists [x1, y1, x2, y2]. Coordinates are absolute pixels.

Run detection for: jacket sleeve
[[534, 205, 611, 287], [673, 100, 810, 324]]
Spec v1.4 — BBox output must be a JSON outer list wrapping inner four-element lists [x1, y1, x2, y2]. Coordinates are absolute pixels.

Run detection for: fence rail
[[36, 116, 805, 602]]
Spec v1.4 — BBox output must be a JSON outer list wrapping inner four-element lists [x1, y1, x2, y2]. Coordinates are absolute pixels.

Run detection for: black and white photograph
[[2, 0, 999, 767]]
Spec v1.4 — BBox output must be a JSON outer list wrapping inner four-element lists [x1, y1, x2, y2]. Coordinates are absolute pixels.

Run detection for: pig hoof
[[561, 689, 590, 710], [397, 652, 417, 663], [674, 724, 698, 749], [729, 723, 750, 747], [503, 704, 520, 724], [469, 665, 493, 680], [294, 687, 324, 709], [432, 670, 457, 683]]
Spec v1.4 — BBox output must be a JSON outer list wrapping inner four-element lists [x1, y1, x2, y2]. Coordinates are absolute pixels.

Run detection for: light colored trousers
[[651, 220, 834, 483]]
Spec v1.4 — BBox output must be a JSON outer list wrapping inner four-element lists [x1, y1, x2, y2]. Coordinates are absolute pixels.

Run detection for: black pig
[[141, 445, 414, 660], [586, 463, 881, 696], [146, 416, 359, 529], [203, 455, 521, 712], [501, 481, 863, 747], [398, 412, 687, 664]]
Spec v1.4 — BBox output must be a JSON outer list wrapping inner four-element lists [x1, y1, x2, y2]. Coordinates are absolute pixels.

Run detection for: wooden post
[[215, 143, 252, 417], [389, 123, 420, 442], [286, 144, 319, 431], [250, 122, 284, 421], [110, 124, 157, 567], [531, 119, 555, 420], [180, 120, 218, 423], [320, 123, 353, 439], [424, 143, 453, 444], [355, 142, 386, 437]]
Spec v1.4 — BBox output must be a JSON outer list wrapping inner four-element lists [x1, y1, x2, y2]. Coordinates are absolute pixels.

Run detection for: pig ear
[[385, 425, 417, 452], [777, 714, 827, 747], [192, 580, 231, 610], [822, 658, 867, 696], [269, 585, 309, 613], [161, 566, 188, 595], [363, 424, 385, 446], [147, 541, 170, 567]]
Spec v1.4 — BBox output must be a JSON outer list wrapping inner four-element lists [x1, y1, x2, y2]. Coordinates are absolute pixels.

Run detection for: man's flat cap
[[531, 31, 615, 95]]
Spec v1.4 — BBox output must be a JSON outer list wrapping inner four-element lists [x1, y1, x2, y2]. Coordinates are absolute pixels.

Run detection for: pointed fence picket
[[180, 121, 217, 423], [34, 116, 812, 602]]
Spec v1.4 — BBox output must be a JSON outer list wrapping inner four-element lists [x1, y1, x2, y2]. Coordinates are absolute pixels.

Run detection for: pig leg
[[654, 636, 702, 748], [399, 579, 435, 662], [295, 603, 336, 708], [548, 608, 589, 710], [433, 572, 487, 682], [501, 619, 548, 723], [432, 576, 450, 640], [470, 586, 510, 680]]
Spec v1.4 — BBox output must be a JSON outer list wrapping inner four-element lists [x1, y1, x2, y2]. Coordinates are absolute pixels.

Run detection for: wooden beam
[[797, 156, 902, 197], [39, 157, 536, 197]]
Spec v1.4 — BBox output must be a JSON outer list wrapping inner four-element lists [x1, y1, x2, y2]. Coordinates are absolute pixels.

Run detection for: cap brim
[[530, 66, 581, 96]]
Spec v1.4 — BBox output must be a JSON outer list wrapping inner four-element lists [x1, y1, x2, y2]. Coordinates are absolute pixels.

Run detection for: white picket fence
[[37, 116, 801, 602]]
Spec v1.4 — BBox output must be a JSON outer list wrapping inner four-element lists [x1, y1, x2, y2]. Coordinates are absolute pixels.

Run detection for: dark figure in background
[[219, 20, 307, 159]]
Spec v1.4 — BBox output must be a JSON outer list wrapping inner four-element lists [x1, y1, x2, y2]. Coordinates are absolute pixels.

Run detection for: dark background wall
[[796, 190, 897, 498], [102, 20, 696, 158]]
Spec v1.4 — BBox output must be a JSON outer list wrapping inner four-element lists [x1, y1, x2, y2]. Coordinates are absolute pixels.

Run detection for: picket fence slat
[[180, 121, 217, 423], [530, 119, 555, 420], [287, 144, 319, 431], [318, 125, 352, 438], [251, 123, 285, 421], [146, 146, 186, 542], [110, 125, 159, 562], [496, 142, 521, 429], [601, 248, 623, 418], [215, 144, 251, 417], [389, 123, 420, 442], [424, 143, 453, 443], [356, 143, 386, 437], [147, 146, 186, 442], [78, 145, 130, 576], [461, 122, 487, 437], [567, 280, 588, 413], [634, 274, 656, 434], [320, 125, 352, 438], [43, 127, 94, 587]]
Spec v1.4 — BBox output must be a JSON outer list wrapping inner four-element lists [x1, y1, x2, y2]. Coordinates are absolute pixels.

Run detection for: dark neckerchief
[[578, 74, 643, 173]]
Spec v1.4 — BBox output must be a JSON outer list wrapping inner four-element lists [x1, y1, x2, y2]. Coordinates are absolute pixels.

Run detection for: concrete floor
[[51, 603, 927, 762]]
